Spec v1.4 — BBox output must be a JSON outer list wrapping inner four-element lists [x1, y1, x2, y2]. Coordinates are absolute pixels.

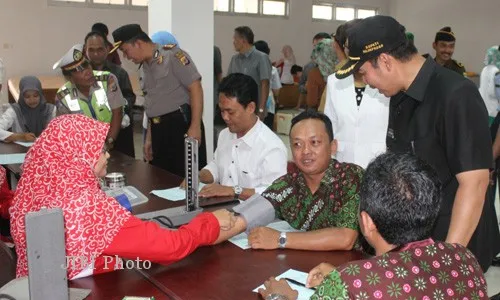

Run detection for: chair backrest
[[0, 240, 16, 288], [277, 85, 300, 108]]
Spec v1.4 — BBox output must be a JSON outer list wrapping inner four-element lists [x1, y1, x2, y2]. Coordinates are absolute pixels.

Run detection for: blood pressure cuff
[[232, 194, 276, 234]]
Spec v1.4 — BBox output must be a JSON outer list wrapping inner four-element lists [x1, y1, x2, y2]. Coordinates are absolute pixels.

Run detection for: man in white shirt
[[194, 73, 287, 200]]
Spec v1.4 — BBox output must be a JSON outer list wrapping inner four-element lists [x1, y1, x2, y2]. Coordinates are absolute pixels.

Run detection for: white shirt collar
[[233, 117, 261, 148]]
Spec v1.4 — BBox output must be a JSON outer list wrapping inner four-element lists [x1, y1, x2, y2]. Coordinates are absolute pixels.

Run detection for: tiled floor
[[131, 112, 500, 296]]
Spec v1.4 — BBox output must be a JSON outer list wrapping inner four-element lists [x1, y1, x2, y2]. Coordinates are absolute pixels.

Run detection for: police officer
[[110, 24, 207, 177], [423, 26, 466, 75], [336, 15, 500, 272], [53, 44, 128, 150]]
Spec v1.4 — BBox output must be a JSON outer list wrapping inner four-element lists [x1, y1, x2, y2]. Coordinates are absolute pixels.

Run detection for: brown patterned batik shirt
[[312, 239, 488, 300], [261, 159, 363, 232]]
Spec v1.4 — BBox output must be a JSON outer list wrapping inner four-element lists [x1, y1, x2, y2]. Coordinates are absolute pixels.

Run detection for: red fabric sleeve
[[102, 212, 220, 265], [0, 180, 14, 219]]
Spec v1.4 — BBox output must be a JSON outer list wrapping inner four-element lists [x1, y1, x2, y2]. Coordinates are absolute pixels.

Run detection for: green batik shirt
[[261, 159, 363, 231]]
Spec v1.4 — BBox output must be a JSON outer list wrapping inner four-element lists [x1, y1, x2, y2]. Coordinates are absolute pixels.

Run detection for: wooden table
[[1, 147, 364, 299], [70, 268, 167, 300]]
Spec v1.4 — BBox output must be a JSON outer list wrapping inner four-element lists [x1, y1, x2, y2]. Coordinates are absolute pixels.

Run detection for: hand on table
[[306, 262, 335, 288], [199, 184, 234, 198], [248, 227, 280, 250], [258, 277, 298, 300]]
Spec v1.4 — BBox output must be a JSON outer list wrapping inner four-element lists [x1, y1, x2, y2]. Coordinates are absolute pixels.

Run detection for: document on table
[[151, 183, 206, 201], [15, 141, 34, 147], [253, 269, 315, 300], [229, 220, 302, 250], [0, 153, 26, 165]]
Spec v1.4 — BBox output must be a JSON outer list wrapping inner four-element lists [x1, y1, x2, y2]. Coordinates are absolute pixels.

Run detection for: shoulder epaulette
[[56, 86, 70, 100], [94, 74, 110, 82], [162, 44, 176, 50]]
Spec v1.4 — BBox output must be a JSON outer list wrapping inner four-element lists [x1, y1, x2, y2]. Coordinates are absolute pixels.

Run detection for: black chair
[[0, 241, 15, 288]]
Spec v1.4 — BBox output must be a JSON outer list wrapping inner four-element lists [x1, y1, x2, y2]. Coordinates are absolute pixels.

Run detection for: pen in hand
[[284, 277, 315, 290]]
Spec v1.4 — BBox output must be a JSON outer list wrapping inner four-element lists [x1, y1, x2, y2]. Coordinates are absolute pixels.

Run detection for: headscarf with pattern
[[484, 46, 500, 69], [311, 38, 337, 80], [10, 114, 131, 279]]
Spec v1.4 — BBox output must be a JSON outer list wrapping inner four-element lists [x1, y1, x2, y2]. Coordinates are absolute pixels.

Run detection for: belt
[[149, 109, 182, 125]]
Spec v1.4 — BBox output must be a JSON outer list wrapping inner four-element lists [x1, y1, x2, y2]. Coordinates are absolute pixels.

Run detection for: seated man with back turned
[[182, 73, 288, 200], [259, 153, 488, 300], [218, 110, 362, 251]]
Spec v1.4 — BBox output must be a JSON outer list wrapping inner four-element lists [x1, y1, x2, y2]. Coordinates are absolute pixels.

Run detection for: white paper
[[253, 269, 315, 300], [150, 183, 206, 201], [0, 153, 26, 164], [14, 141, 34, 147], [229, 220, 302, 250]]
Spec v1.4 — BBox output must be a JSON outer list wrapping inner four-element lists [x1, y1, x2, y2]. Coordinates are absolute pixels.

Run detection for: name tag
[[67, 98, 81, 112]]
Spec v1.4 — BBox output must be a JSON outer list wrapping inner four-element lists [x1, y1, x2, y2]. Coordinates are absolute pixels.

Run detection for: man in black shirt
[[336, 15, 500, 271], [85, 31, 136, 158]]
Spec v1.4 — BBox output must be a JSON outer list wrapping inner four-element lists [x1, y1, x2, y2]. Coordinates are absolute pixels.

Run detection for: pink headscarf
[[10, 114, 131, 279]]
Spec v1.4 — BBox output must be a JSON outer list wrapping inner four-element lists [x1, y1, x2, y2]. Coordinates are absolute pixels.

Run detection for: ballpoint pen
[[284, 277, 315, 290]]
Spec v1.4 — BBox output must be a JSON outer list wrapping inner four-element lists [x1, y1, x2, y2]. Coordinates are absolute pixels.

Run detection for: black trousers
[[150, 109, 207, 177], [114, 115, 135, 158]]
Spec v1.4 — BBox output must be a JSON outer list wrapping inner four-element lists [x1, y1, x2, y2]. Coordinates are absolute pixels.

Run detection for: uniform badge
[[162, 44, 176, 50], [109, 82, 118, 92], [73, 49, 83, 61], [157, 55, 163, 64], [175, 51, 190, 66]]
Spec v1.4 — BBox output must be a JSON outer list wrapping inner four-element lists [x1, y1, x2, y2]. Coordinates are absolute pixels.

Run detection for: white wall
[[215, 0, 390, 74], [0, 0, 147, 103], [390, 0, 500, 73]]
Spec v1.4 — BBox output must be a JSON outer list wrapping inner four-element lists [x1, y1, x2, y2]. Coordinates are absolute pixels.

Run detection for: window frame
[[214, 0, 289, 19], [48, 0, 148, 10], [311, 2, 334, 21], [312, 1, 379, 22]]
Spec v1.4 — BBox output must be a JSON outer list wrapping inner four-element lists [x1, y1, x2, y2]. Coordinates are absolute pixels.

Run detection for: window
[[49, 0, 146, 8], [234, 0, 258, 13], [312, 4, 332, 20], [357, 8, 376, 18], [335, 6, 354, 21], [131, 0, 147, 6], [214, 0, 229, 12], [263, 0, 286, 16], [93, 0, 124, 4], [312, 2, 378, 21], [215, 0, 289, 17]]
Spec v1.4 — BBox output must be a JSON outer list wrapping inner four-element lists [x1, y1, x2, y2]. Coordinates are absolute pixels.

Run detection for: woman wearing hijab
[[10, 114, 235, 280], [305, 39, 337, 109], [0, 76, 55, 143], [324, 20, 389, 169], [479, 45, 500, 124]]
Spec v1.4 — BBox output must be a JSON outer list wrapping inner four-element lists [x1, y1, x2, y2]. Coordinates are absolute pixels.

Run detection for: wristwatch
[[265, 294, 289, 300], [233, 185, 243, 198], [278, 232, 287, 249]]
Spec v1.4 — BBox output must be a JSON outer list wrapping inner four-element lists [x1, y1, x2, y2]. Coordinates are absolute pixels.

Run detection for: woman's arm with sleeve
[[102, 213, 220, 265], [0, 107, 22, 142]]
